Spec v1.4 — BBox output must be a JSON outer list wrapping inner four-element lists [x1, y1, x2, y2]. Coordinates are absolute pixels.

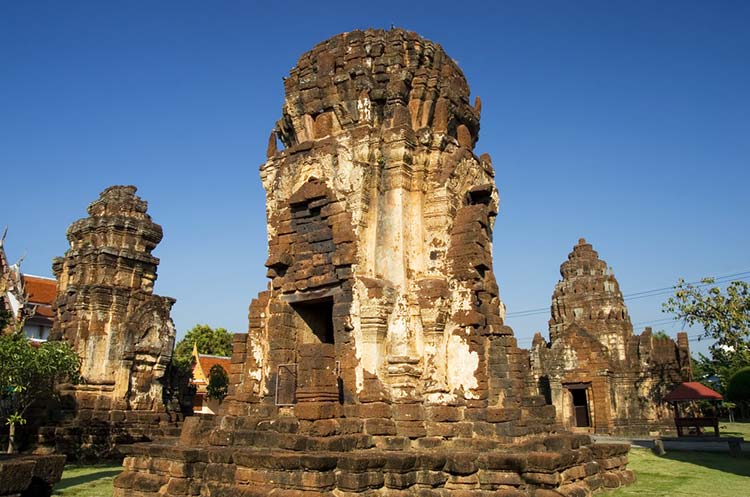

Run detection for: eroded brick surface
[[529, 239, 692, 435], [45, 186, 182, 458], [115, 29, 633, 496]]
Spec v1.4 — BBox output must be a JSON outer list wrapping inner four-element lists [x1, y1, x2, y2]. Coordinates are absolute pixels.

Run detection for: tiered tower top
[[549, 238, 633, 346], [60, 185, 163, 292], [273, 28, 481, 151]]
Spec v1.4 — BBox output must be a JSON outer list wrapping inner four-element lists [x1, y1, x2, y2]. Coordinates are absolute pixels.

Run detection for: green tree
[[692, 353, 718, 383], [653, 330, 671, 339], [172, 324, 233, 367], [726, 367, 750, 419], [0, 310, 11, 333], [0, 333, 80, 453], [206, 364, 229, 401], [663, 278, 750, 387], [726, 367, 750, 402]]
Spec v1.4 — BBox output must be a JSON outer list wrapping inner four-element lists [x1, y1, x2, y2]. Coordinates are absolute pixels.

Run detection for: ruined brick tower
[[236, 26, 519, 412], [51, 185, 176, 413], [530, 239, 692, 435], [116, 30, 632, 496], [548, 239, 633, 359]]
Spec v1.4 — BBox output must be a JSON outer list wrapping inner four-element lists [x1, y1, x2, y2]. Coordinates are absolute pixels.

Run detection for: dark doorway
[[539, 375, 552, 405], [291, 297, 335, 344], [570, 387, 591, 428]]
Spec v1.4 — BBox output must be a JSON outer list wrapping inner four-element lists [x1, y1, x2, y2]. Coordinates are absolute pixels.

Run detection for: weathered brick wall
[[531, 240, 692, 435], [43, 186, 182, 459], [116, 439, 634, 497], [226, 28, 509, 409], [51, 186, 176, 412], [115, 28, 633, 496]]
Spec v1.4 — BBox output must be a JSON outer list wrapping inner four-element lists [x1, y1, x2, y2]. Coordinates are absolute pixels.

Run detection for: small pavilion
[[664, 381, 723, 436], [190, 343, 231, 414]]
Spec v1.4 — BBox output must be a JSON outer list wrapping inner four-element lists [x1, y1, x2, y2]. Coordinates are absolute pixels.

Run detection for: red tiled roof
[[193, 354, 231, 384], [199, 355, 231, 375], [22, 275, 57, 305], [664, 382, 723, 402], [32, 306, 55, 318]]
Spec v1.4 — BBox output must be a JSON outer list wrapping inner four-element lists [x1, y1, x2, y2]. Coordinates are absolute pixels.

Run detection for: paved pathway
[[592, 434, 747, 454]]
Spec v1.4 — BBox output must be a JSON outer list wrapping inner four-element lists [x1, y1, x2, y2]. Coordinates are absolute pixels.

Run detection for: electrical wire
[[504, 270, 750, 318]]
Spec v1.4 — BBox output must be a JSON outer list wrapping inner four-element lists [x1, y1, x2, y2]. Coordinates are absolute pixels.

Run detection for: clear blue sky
[[2, 1, 749, 355]]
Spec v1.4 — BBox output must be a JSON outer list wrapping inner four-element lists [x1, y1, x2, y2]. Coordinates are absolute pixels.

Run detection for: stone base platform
[[114, 436, 632, 496], [113, 402, 633, 496], [37, 410, 183, 461], [0, 454, 66, 497]]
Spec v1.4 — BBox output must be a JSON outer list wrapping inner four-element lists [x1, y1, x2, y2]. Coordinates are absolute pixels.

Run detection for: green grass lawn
[[719, 420, 750, 439], [604, 447, 750, 497], [53, 464, 122, 497]]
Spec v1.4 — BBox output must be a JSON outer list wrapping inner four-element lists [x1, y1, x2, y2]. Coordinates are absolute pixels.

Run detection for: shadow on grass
[[721, 431, 747, 438], [720, 430, 749, 438], [662, 450, 750, 478], [719, 421, 750, 439], [55, 468, 122, 491]]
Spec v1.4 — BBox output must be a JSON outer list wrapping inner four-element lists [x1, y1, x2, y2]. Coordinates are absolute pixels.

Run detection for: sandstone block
[[426, 406, 463, 422], [395, 420, 427, 439], [293, 402, 341, 420], [478, 470, 523, 487], [445, 453, 478, 476], [364, 418, 397, 436], [392, 403, 424, 421]]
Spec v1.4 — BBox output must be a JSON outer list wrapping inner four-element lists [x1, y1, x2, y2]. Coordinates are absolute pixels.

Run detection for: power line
[[506, 273, 750, 318], [516, 333, 709, 346], [621, 272, 750, 301], [631, 317, 676, 327], [504, 270, 750, 318], [507, 307, 550, 317]]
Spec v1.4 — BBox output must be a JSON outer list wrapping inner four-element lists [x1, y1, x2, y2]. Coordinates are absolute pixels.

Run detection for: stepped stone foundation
[[44, 186, 183, 459], [115, 29, 633, 496], [529, 239, 692, 435], [0, 454, 65, 497]]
